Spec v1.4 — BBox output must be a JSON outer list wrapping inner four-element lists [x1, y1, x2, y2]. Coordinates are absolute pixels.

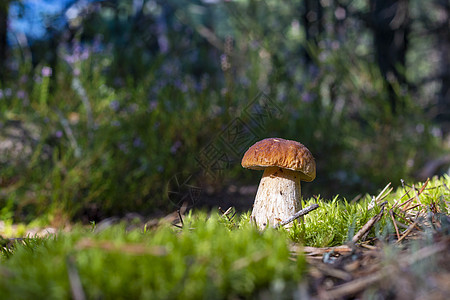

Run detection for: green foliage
[[0, 214, 305, 299], [0, 0, 447, 221], [286, 197, 382, 247], [1, 49, 228, 220], [288, 176, 450, 247]]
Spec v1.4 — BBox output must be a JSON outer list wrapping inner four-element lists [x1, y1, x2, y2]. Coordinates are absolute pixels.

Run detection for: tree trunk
[[0, 1, 9, 82], [302, 0, 324, 64], [370, 0, 409, 114], [436, 0, 450, 134]]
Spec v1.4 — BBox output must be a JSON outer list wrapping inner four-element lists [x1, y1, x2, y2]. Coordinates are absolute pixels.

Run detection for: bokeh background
[[0, 0, 449, 223]]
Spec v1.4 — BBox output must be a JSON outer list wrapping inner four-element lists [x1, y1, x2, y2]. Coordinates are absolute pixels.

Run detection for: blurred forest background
[[0, 0, 449, 223]]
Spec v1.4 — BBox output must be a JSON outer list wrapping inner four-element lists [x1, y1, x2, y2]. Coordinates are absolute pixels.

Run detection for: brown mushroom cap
[[241, 138, 316, 181]]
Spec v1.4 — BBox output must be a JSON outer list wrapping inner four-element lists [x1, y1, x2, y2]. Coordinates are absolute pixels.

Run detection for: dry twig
[[375, 183, 393, 205], [292, 245, 353, 256], [389, 210, 401, 240], [274, 204, 319, 229], [352, 205, 385, 243], [396, 212, 422, 244], [219, 207, 236, 222], [393, 179, 429, 211], [66, 255, 86, 300]]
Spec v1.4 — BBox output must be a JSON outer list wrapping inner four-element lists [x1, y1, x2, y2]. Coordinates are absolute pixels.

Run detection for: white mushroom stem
[[251, 167, 302, 229]]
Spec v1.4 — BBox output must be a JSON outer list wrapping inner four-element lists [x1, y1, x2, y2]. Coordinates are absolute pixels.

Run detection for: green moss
[[286, 175, 450, 247], [0, 214, 305, 299]]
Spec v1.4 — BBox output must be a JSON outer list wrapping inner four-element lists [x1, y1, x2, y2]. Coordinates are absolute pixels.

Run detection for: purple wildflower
[[308, 64, 319, 78], [73, 68, 81, 76], [42, 66, 52, 77], [110, 100, 120, 111], [239, 76, 250, 87], [111, 120, 121, 127], [93, 35, 103, 52], [64, 54, 76, 64], [133, 138, 143, 148], [80, 48, 90, 60], [34, 74, 42, 84], [335, 7, 346, 20], [17, 90, 26, 99], [170, 140, 182, 154], [149, 100, 158, 111], [158, 35, 169, 54], [174, 79, 187, 93], [118, 143, 129, 154], [195, 82, 203, 92], [20, 75, 28, 84], [127, 103, 138, 113], [73, 42, 82, 57], [301, 92, 314, 103]]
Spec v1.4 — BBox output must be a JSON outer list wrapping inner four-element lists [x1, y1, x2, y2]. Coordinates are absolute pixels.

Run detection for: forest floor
[[299, 229, 450, 299], [3, 211, 449, 299], [1, 179, 450, 299]]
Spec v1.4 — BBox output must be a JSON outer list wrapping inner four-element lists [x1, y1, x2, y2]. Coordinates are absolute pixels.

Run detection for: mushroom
[[241, 138, 316, 229]]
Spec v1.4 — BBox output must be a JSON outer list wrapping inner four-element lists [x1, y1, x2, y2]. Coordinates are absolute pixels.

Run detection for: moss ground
[[0, 176, 449, 299]]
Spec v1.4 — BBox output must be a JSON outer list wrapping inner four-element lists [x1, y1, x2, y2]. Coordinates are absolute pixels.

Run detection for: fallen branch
[[375, 183, 393, 205], [292, 245, 353, 256], [352, 206, 385, 243], [396, 212, 422, 244], [274, 204, 319, 229], [390, 210, 401, 240], [394, 179, 429, 211]]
